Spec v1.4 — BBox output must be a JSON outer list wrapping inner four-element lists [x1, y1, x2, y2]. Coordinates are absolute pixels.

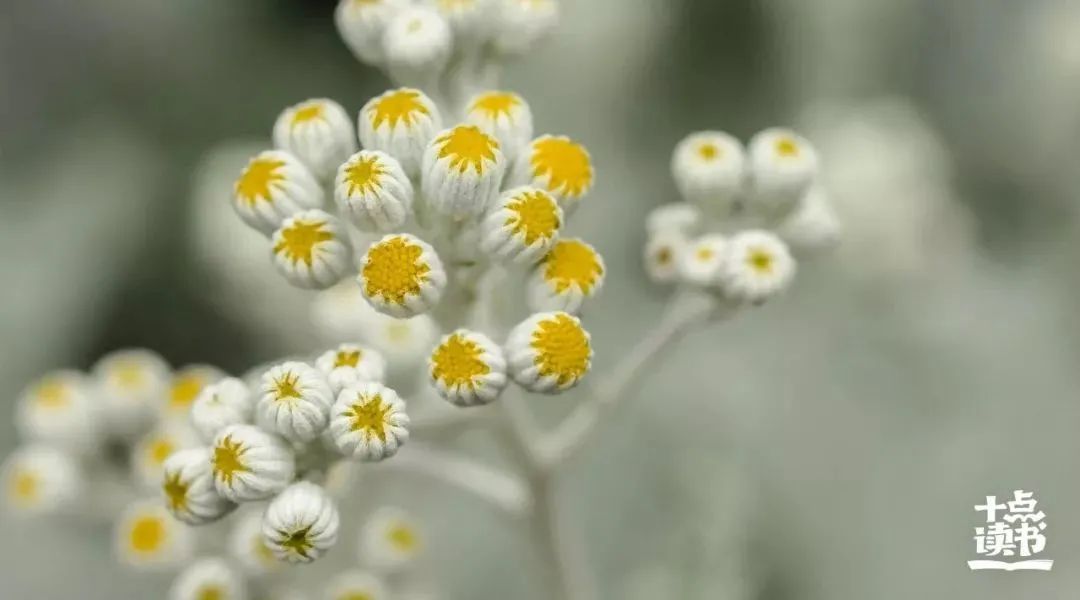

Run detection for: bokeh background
[[3, 0, 1080, 597]]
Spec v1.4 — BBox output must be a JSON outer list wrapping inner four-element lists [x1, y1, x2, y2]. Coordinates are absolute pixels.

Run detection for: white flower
[[527, 238, 605, 315], [271, 209, 353, 290], [492, 0, 559, 57], [745, 128, 818, 221], [509, 135, 594, 213], [169, 557, 249, 600], [358, 233, 447, 318], [428, 330, 508, 407], [422, 125, 506, 220], [645, 202, 702, 238], [359, 506, 423, 572], [358, 88, 443, 179], [335, 0, 411, 66], [262, 481, 341, 564], [643, 231, 686, 285], [677, 234, 728, 288], [162, 447, 236, 526], [229, 507, 281, 576], [774, 186, 842, 257], [429, 0, 499, 49], [132, 423, 201, 491], [256, 362, 335, 444], [670, 131, 746, 218], [383, 8, 452, 89], [464, 91, 534, 163], [114, 499, 195, 570], [334, 150, 414, 233], [328, 382, 410, 462], [211, 424, 296, 503], [191, 377, 255, 444], [324, 569, 390, 600], [479, 186, 562, 265], [1, 445, 81, 517], [92, 348, 171, 439], [274, 99, 358, 182], [162, 364, 226, 422], [15, 370, 100, 453], [322, 459, 363, 499], [717, 230, 796, 304], [315, 344, 389, 396], [233, 150, 325, 235], [506, 311, 592, 394]]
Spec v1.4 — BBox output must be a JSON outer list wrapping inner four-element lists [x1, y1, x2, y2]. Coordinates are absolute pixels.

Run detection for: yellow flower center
[[505, 190, 560, 245], [169, 374, 205, 410], [530, 137, 593, 199], [196, 586, 225, 600], [542, 240, 604, 294], [746, 247, 775, 275], [334, 350, 363, 369], [272, 371, 303, 402], [346, 393, 391, 442], [655, 246, 673, 265], [34, 378, 68, 409], [290, 102, 325, 128], [236, 157, 286, 207], [212, 435, 251, 487], [163, 471, 189, 513], [362, 237, 431, 306], [278, 526, 314, 559], [9, 469, 38, 506], [385, 321, 412, 343], [370, 89, 430, 130], [387, 522, 419, 552], [696, 247, 715, 262], [129, 515, 166, 554], [436, 126, 500, 175], [343, 155, 387, 197], [775, 137, 800, 158], [148, 437, 175, 466], [697, 142, 721, 161], [273, 220, 335, 267], [430, 334, 489, 390], [469, 92, 521, 120], [531, 314, 591, 387], [109, 360, 145, 389]]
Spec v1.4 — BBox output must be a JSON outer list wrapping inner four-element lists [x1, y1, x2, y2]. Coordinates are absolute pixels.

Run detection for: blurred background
[[2, 0, 1080, 597]]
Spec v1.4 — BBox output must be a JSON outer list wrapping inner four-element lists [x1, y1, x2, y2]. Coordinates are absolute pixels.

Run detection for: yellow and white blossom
[[262, 481, 341, 564], [327, 382, 410, 462], [479, 186, 562, 265], [233, 150, 325, 235], [211, 424, 296, 503], [162, 364, 226, 422], [645, 202, 703, 238], [643, 232, 687, 285], [383, 7, 453, 90], [492, 0, 559, 57], [677, 234, 728, 288], [358, 506, 423, 573], [15, 370, 100, 453], [161, 447, 237, 526], [315, 343, 388, 395], [505, 311, 593, 394], [334, 150, 414, 233], [422, 125, 506, 220], [671, 131, 746, 218], [358, 88, 443, 179], [229, 507, 282, 576], [429, 329, 508, 407], [256, 361, 335, 443], [2, 445, 81, 517], [745, 128, 818, 221], [717, 230, 797, 304], [114, 499, 195, 570], [191, 377, 255, 444], [274, 98, 358, 182], [509, 135, 594, 213], [324, 569, 390, 600], [92, 348, 171, 439], [335, 0, 411, 66], [271, 209, 352, 290], [464, 90, 534, 162], [169, 557, 249, 600], [527, 238, 605, 315], [358, 233, 447, 318], [132, 423, 201, 491]]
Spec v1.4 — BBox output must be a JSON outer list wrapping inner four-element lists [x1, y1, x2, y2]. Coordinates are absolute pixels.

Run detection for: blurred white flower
[[717, 230, 796, 304], [229, 507, 281, 576], [1, 445, 81, 517], [358, 506, 424, 573], [645, 202, 702, 238], [677, 233, 727, 288], [671, 131, 746, 219], [274, 98, 358, 182], [191, 377, 255, 444], [323, 569, 390, 600], [114, 499, 195, 570], [132, 423, 201, 491], [335, 0, 411, 66], [643, 232, 687, 285], [315, 343, 389, 396], [15, 370, 100, 453], [169, 557, 249, 600], [383, 8, 453, 89], [161, 364, 226, 423], [492, 0, 559, 57], [92, 348, 171, 439], [745, 128, 818, 222]]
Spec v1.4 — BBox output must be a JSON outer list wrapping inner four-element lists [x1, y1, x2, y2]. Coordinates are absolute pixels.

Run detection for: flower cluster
[[647, 129, 841, 304]]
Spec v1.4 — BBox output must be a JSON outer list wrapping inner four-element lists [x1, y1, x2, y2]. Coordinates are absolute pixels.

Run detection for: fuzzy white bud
[[506, 311, 592, 394], [383, 7, 452, 89], [336, 0, 411, 66], [169, 557, 249, 600], [262, 481, 341, 564], [479, 186, 562, 265], [358, 88, 443, 179], [671, 131, 746, 219], [1, 445, 81, 517], [256, 362, 335, 444], [422, 125, 506, 220], [271, 209, 352, 290], [233, 150, 325, 235], [334, 150, 415, 233], [211, 424, 296, 503], [745, 128, 818, 221], [717, 230, 796, 304], [191, 377, 255, 444], [358, 233, 447, 318], [328, 382, 410, 462], [314, 344, 389, 396], [527, 238, 605, 315], [161, 447, 237, 526], [273, 99, 358, 182], [429, 329, 508, 407], [464, 90, 534, 163], [15, 370, 100, 453]]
